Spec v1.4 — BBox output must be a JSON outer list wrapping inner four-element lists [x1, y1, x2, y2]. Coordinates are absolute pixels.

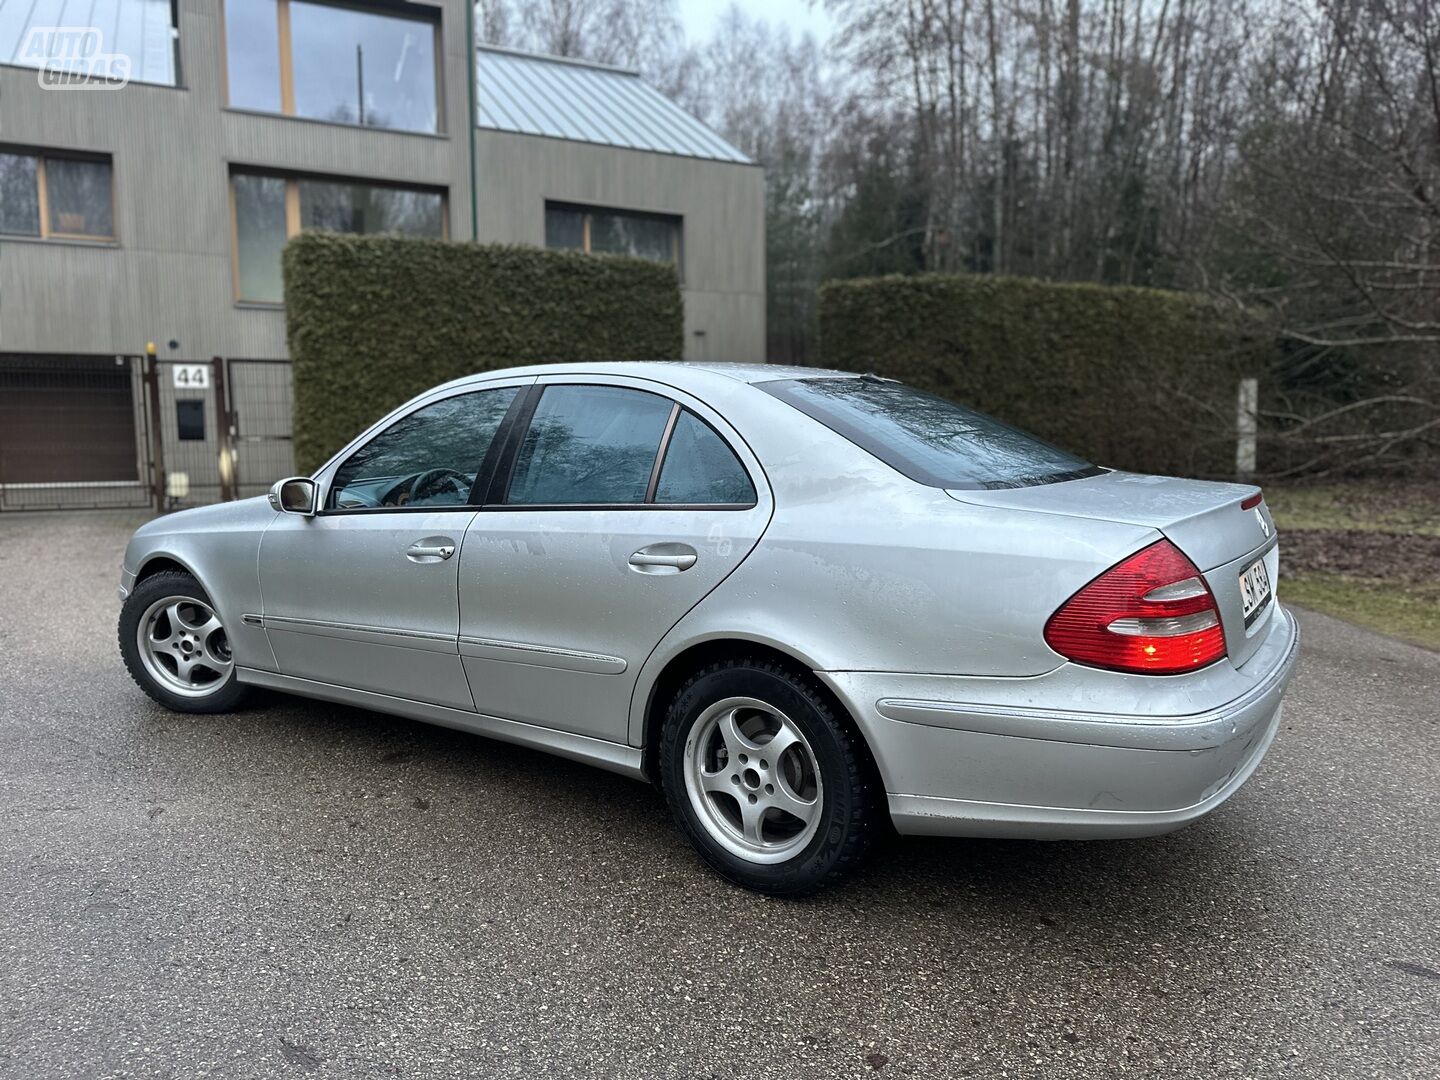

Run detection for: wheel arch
[[636, 636, 879, 789], [134, 554, 198, 585]]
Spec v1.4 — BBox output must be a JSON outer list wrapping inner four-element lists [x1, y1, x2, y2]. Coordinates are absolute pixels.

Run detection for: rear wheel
[[118, 571, 250, 714], [658, 658, 880, 895]]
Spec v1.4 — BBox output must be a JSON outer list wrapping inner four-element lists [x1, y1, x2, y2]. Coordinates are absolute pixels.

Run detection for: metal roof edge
[[472, 124, 759, 167], [475, 43, 640, 78]]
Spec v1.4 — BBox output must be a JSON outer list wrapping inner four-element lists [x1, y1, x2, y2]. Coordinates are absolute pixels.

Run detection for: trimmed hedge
[[818, 273, 1267, 477], [284, 232, 684, 471]]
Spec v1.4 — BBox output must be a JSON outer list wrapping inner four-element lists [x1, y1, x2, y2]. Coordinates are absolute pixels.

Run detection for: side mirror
[[268, 477, 318, 517]]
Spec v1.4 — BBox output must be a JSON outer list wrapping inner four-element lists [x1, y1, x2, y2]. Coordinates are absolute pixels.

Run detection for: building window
[[545, 202, 682, 269], [224, 0, 441, 135], [0, 150, 114, 240], [2, 0, 179, 88], [230, 169, 445, 303]]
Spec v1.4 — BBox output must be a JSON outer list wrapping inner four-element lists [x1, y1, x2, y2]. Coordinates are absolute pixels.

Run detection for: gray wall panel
[[474, 129, 766, 362]]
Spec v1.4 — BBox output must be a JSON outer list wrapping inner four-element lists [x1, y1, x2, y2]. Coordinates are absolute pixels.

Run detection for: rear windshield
[[759, 376, 1102, 490]]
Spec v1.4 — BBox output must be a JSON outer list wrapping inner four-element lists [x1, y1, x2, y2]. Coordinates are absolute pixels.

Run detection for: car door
[[457, 377, 772, 742], [258, 382, 526, 708]]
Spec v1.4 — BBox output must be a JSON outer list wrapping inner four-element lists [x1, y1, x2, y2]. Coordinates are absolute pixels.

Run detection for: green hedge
[[284, 232, 684, 471], [818, 273, 1267, 477]]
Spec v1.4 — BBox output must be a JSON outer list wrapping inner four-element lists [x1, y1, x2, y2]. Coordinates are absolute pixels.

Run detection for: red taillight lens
[[1043, 539, 1227, 674]]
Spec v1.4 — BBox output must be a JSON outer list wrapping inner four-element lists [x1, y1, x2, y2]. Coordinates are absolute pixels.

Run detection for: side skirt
[[236, 667, 647, 781]]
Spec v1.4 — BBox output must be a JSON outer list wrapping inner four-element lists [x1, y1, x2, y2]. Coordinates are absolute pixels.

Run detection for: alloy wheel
[[136, 595, 233, 698], [682, 695, 824, 864]]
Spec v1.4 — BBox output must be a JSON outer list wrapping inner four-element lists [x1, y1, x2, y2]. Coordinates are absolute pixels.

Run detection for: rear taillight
[[1044, 539, 1227, 674]]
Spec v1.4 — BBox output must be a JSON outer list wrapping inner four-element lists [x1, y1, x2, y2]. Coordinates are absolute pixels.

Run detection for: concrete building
[[0, 0, 763, 509]]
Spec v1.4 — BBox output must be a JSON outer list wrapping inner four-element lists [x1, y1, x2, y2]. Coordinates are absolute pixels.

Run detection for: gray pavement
[[0, 510, 1436, 1079]]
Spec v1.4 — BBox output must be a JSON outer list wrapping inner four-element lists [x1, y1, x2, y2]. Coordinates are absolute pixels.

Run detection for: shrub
[[818, 273, 1269, 477], [284, 232, 684, 471]]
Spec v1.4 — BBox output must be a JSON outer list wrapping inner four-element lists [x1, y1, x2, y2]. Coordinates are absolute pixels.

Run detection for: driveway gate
[[0, 354, 294, 512]]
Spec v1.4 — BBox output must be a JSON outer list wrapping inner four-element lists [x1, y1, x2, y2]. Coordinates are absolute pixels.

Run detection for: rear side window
[[759, 376, 1101, 490], [507, 385, 672, 505], [655, 411, 756, 505]]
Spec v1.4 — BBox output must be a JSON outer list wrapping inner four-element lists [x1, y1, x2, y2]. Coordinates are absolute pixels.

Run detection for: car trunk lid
[[949, 471, 1279, 668]]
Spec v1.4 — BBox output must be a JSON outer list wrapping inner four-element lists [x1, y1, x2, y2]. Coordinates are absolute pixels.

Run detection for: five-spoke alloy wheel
[[119, 570, 249, 713], [660, 658, 880, 896], [684, 696, 824, 863], [136, 595, 233, 697]]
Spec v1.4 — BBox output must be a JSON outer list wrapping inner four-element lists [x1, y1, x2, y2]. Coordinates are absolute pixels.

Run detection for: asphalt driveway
[[0, 510, 1436, 1079]]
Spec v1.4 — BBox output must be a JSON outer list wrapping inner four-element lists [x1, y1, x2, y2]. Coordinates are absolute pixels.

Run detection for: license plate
[[1238, 557, 1272, 627]]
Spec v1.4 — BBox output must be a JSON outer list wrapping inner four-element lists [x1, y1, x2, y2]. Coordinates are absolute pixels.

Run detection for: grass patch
[[1267, 479, 1439, 650], [1267, 482, 1440, 536], [1283, 575, 1440, 651]]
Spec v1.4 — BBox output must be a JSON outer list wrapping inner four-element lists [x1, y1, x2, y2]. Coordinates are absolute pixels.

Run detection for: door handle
[[629, 544, 697, 574], [406, 541, 455, 561], [629, 553, 696, 569]]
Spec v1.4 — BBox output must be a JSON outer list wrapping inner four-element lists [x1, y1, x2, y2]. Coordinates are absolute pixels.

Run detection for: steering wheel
[[405, 468, 472, 506]]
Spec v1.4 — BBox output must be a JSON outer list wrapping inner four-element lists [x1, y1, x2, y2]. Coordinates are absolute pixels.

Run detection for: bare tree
[[475, 0, 683, 77], [472, 0, 1435, 467]]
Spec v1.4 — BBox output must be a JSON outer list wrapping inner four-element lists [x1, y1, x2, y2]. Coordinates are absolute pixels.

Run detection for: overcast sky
[[677, 0, 834, 44]]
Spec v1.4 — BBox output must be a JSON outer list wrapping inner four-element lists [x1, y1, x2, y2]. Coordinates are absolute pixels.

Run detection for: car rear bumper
[[818, 604, 1300, 839]]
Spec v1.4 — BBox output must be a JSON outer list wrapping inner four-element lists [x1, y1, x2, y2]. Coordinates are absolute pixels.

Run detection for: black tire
[[118, 570, 250, 714], [658, 657, 881, 896]]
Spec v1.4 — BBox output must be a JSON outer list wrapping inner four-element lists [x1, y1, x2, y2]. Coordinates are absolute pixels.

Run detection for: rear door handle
[[406, 540, 455, 562], [629, 544, 697, 574]]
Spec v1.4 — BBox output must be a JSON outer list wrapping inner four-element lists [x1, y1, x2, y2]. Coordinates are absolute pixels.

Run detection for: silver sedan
[[118, 363, 1299, 894]]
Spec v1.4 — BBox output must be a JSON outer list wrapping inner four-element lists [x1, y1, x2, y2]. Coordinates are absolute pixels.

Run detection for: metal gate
[[150, 357, 296, 509], [226, 359, 295, 499], [0, 354, 294, 512]]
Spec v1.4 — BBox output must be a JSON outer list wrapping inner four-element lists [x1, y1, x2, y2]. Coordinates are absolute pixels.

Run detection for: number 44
[[171, 365, 210, 390]]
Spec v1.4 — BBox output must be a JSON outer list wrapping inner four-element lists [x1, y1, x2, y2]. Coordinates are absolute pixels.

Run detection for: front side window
[[329, 388, 519, 510], [654, 411, 755, 505], [760, 376, 1102, 490], [0, 150, 113, 240], [230, 169, 445, 302], [545, 202, 681, 269], [225, 0, 440, 134], [507, 386, 673, 505]]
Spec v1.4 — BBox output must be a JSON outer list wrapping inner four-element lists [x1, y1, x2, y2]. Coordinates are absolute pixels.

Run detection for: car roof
[[433, 361, 860, 395]]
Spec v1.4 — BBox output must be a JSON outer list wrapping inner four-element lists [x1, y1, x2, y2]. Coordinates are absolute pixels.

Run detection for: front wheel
[[118, 570, 250, 714], [658, 659, 881, 896]]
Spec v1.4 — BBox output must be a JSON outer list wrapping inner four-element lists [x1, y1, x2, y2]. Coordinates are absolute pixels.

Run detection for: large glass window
[[0, 150, 113, 240], [299, 180, 444, 236], [507, 386, 674, 506], [329, 388, 520, 510], [760, 376, 1102, 490], [0, 154, 40, 236], [655, 412, 756, 505], [545, 202, 681, 268], [224, 0, 440, 134], [8, 1, 178, 87], [46, 158, 114, 238], [224, 1, 282, 112], [232, 174, 288, 304], [230, 169, 445, 303]]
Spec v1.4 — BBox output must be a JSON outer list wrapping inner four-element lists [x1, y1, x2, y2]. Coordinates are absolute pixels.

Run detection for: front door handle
[[406, 539, 455, 562], [629, 544, 697, 574]]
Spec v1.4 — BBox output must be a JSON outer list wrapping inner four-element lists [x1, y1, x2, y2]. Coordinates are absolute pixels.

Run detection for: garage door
[[0, 356, 142, 501]]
